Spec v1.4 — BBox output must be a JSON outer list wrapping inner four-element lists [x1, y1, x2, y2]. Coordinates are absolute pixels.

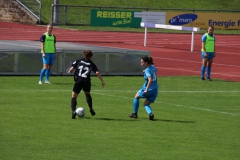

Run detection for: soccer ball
[[76, 107, 85, 117]]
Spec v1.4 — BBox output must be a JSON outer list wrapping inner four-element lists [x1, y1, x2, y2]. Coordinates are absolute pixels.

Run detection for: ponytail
[[142, 56, 154, 65], [83, 50, 93, 61]]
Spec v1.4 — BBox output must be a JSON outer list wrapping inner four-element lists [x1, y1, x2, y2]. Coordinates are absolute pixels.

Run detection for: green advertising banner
[[91, 9, 141, 27]]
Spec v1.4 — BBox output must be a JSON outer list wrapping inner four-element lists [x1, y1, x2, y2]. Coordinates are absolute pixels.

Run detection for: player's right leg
[[45, 54, 55, 83], [71, 80, 82, 119], [129, 90, 142, 118], [84, 92, 95, 116], [201, 52, 208, 80], [39, 55, 49, 84], [45, 65, 51, 84], [83, 81, 95, 116], [143, 90, 158, 120], [144, 99, 154, 120], [39, 65, 48, 84], [206, 55, 214, 81]]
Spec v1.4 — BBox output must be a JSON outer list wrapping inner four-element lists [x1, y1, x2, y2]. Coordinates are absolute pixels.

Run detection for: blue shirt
[[142, 65, 158, 91]]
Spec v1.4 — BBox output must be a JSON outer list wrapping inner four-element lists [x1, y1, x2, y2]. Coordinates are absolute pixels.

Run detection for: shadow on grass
[[95, 117, 140, 121], [155, 119, 195, 123], [52, 83, 72, 85], [53, 83, 97, 86], [77, 117, 194, 123]]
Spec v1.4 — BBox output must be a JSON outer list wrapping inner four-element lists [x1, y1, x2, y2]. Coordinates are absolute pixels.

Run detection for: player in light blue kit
[[39, 24, 57, 84], [129, 56, 158, 120], [201, 25, 216, 81]]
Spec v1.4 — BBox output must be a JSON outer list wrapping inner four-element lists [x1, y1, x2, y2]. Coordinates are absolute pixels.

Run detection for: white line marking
[[217, 51, 240, 55], [2, 89, 239, 93], [91, 92, 239, 116], [216, 44, 240, 48], [2, 89, 238, 115], [157, 67, 240, 78], [156, 67, 240, 77], [93, 90, 240, 93], [157, 101, 240, 116], [154, 57, 240, 68]]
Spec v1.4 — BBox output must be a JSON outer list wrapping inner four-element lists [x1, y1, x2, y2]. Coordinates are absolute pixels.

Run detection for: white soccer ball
[[76, 107, 85, 117]]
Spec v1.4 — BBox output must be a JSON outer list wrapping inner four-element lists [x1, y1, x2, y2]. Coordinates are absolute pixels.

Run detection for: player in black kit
[[68, 50, 105, 119]]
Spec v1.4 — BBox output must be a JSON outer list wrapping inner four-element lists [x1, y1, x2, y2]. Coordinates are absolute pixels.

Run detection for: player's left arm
[[96, 71, 105, 87], [54, 35, 58, 60], [214, 36, 216, 57], [92, 63, 105, 87]]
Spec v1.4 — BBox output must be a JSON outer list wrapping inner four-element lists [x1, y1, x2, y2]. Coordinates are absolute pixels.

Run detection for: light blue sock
[[207, 67, 211, 78], [144, 105, 152, 115], [39, 68, 46, 81], [133, 98, 139, 114], [201, 66, 206, 78], [45, 69, 50, 82]]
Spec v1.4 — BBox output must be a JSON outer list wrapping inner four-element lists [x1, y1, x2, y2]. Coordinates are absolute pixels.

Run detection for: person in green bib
[[201, 25, 216, 81], [39, 24, 57, 84]]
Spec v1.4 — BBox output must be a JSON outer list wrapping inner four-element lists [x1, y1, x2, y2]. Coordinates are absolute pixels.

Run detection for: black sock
[[86, 94, 92, 109], [71, 98, 77, 112]]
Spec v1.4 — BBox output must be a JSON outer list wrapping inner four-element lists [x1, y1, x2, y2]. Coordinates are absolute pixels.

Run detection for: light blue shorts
[[138, 89, 158, 103], [202, 52, 214, 60], [42, 53, 55, 65]]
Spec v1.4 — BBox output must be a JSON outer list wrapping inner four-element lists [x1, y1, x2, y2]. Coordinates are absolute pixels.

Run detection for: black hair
[[142, 56, 154, 65]]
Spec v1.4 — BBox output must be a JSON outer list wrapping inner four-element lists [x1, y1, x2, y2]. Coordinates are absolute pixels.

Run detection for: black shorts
[[73, 78, 91, 94]]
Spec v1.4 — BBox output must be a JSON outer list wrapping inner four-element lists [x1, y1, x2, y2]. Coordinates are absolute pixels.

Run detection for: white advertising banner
[[134, 12, 166, 24]]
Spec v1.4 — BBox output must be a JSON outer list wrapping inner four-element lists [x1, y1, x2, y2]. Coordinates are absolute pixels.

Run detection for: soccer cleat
[[38, 81, 42, 84], [72, 111, 77, 119], [149, 113, 154, 120], [201, 77, 205, 80], [90, 109, 96, 116], [129, 113, 138, 118], [45, 81, 51, 84], [207, 77, 212, 81]]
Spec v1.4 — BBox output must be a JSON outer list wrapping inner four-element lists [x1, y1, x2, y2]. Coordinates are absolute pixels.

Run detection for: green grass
[[38, 0, 240, 34], [1, 76, 240, 160], [41, 0, 240, 9]]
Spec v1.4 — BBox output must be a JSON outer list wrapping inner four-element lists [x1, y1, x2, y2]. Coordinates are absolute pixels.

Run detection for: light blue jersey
[[142, 65, 158, 91], [131, 64, 159, 117]]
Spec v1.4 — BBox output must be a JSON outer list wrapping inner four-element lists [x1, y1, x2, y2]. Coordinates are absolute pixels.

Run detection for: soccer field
[[0, 76, 240, 160]]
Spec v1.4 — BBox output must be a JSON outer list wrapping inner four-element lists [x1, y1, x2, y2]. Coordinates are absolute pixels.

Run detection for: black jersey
[[72, 58, 99, 81]]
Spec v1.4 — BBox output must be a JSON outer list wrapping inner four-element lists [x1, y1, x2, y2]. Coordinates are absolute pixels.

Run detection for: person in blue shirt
[[129, 56, 158, 120], [201, 25, 216, 81], [39, 24, 57, 84]]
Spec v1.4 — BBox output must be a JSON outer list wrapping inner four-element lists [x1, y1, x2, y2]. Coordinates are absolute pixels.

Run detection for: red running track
[[0, 21, 240, 82]]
